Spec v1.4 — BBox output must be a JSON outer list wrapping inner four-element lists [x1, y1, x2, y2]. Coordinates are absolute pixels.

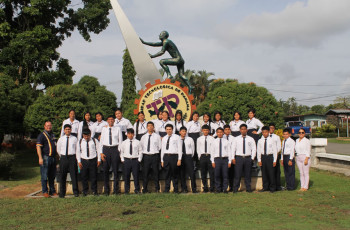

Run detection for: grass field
[[0, 149, 349, 229], [327, 138, 350, 144]]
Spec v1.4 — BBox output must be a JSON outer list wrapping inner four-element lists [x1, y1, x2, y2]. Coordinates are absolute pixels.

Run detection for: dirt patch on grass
[[0, 182, 41, 198]]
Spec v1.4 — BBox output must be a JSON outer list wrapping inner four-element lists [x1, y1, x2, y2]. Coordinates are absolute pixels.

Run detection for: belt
[[202, 154, 210, 156], [164, 153, 178, 156], [236, 155, 251, 158], [60, 154, 76, 158], [215, 157, 228, 160], [103, 145, 118, 149], [143, 153, 160, 155], [81, 157, 97, 161], [124, 158, 139, 160]]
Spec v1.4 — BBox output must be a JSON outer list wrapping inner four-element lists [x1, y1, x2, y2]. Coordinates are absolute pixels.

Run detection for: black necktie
[[65, 137, 69, 156], [109, 127, 112, 145], [264, 138, 267, 155], [270, 134, 272, 138], [130, 140, 133, 155], [166, 135, 171, 150], [283, 140, 286, 154], [227, 135, 229, 140], [147, 134, 151, 152], [87, 140, 90, 157], [243, 137, 246, 154], [219, 138, 222, 157], [182, 139, 186, 154], [205, 136, 207, 153]]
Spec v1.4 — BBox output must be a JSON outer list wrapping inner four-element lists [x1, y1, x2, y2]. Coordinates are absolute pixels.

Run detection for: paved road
[[325, 142, 350, 155]]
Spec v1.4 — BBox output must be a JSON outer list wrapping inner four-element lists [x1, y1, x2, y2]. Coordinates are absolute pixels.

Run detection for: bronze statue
[[140, 31, 193, 93]]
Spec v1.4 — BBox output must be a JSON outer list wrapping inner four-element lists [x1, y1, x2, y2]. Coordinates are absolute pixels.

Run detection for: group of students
[[36, 108, 312, 198]]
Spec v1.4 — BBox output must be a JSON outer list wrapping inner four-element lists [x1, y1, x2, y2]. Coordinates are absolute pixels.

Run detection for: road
[[325, 142, 350, 155]]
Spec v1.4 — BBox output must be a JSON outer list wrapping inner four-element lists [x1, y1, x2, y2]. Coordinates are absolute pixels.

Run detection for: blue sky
[[59, 0, 350, 106]]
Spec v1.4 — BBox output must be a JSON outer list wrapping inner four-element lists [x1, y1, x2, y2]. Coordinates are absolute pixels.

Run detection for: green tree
[[311, 104, 326, 114], [24, 76, 117, 137], [197, 80, 284, 128]]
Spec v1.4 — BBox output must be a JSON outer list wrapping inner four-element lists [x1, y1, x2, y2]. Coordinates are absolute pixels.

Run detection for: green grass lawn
[[0, 150, 349, 229], [327, 138, 350, 144]]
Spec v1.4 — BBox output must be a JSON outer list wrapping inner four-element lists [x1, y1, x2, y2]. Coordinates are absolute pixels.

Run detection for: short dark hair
[[82, 129, 91, 135], [64, 124, 72, 129], [69, 109, 76, 114], [240, 124, 247, 129], [180, 126, 187, 132], [147, 121, 154, 127], [216, 127, 224, 132], [262, 126, 269, 131], [224, 124, 230, 130], [115, 108, 122, 113], [95, 112, 104, 118], [165, 124, 173, 129], [233, 111, 241, 120], [127, 128, 134, 134], [248, 108, 256, 114], [107, 115, 115, 120], [190, 111, 199, 121], [269, 123, 276, 128], [202, 125, 210, 130], [283, 128, 291, 134]]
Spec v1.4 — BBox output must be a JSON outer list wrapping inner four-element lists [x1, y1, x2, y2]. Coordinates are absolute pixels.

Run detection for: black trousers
[[228, 164, 235, 191], [122, 132, 127, 141], [275, 154, 281, 189], [188, 132, 200, 163], [123, 158, 140, 193], [247, 129, 259, 144], [234, 156, 252, 191], [180, 155, 197, 192], [102, 146, 120, 194], [163, 154, 180, 192], [159, 132, 167, 138], [200, 155, 215, 191], [81, 158, 98, 194], [261, 155, 276, 192], [136, 133, 145, 141], [142, 154, 160, 192], [231, 131, 241, 137], [283, 155, 296, 190], [59, 155, 78, 197], [214, 157, 229, 192]]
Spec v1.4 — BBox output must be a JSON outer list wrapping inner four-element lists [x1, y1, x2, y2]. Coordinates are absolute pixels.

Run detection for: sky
[[58, 0, 350, 106]]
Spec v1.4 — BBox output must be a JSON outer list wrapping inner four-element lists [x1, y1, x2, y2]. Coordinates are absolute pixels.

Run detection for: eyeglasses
[[298, 132, 305, 134]]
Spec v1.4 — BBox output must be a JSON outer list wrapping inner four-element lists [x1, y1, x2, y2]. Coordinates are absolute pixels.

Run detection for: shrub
[[0, 152, 15, 180]]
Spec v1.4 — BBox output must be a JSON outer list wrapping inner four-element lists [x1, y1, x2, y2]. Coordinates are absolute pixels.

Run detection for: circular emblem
[[134, 79, 196, 121]]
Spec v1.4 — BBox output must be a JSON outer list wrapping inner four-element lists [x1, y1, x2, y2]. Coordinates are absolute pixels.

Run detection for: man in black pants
[[179, 127, 197, 193], [281, 128, 296, 190], [140, 122, 162, 193], [56, 124, 79, 198], [257, 126, 277, 193], [77, 129, 101, 196], [197, 125, 215, 192], [100, 116, 123, 195], [232, 124, 256, 193], [161, 124, 182, 193], [269, 123, 282, 191]]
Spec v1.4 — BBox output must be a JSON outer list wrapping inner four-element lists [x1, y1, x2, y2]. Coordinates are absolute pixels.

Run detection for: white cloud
[[218, 0, 350, 47]]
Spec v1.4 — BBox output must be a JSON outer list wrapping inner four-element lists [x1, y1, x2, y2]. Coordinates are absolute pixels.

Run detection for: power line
[[258, 83, 350, 87]]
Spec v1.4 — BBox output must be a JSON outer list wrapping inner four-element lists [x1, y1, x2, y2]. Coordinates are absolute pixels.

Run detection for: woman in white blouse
[[295, 128, 311, 191]]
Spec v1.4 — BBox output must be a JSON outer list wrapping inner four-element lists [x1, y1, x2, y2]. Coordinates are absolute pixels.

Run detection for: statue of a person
[[140, 31, 193, 93]]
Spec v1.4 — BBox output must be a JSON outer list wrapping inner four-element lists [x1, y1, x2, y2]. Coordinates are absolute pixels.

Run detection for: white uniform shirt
[[213, 120, 226, 129], [119, 138, 143, 162], [56, 135, 78, 156], [257, 136, 278, 163], [201, 121, 218, 136], [179, 136, 195, 157], [115, 117, 133, 133], [156, 120, 175, 134], [60, 119, 80, 137], [295, 137, 311, 157], [246, 117, 264, 134], [77, 121, 94, 140], [91, 120, 108, 138], [197, 135, 215, 159], [186, 121, 201, 133], [161, 134, 182, 162], [210, 137, 232, 163], [232, 135, 256, 160], [140, 132, 162, 154], [100, 126, 123, 153], [223, 134, 235, 143], [229, 120, 246, 132], [133, 121, 148, 136], [281, 137, 296, 160], [175, 120, 187, 132], [270, 133, 282, 153], [76, 138, 101, 162]]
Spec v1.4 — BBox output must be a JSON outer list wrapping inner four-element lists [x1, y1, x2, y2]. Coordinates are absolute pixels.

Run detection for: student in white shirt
[[232, 124, 256, 193], [257, 126, 277, 193], [201, 112, 217, 136], [60, 109, 80, 137], [224, 124, 235, 192], [100, 116, 123, 195], [140, 121, 162, 193], [246, 108, 264, 143], [91, 112, 108, 140], [186, 111, 201, 164], [197, 125, 215, 192], [281, 128, 296, 191], [269, 123, 283, 191], [56, 124, 78, 198], [77, 112, 94, 141], [120, 129, 142, 194], [295, 128, 311, 191], [151, 110, 163, 132], [156, 111, 175, 138], [213, 111, 226, 129], [211, 127, 232, 193], [114, 108, 133, 141], [134, 112, 148, 141], [179, 127, 197, 193], [229, 111, 245, 137], [174, 110, 187, 135], [161, 124, 182, 193], [76, 129, 101, 196]]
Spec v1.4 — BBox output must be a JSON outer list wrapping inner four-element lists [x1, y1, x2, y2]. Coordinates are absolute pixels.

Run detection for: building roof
[[325, 109, 350, 116]]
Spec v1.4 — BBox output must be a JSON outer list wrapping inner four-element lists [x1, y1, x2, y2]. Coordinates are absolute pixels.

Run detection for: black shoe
[[74, 193, 79, 197], [59, 195, 65, 198], [134, 190, 140, 194], [192, 190, 198, 194], [246, 189, 252, 193], [164, 190, 169, 193], [82, 193, 87, 197], [203, 188, 209, 193], [182, 189, 188, 194], [223, 191, 228, 194], [93, 192, 98, 196], [258, 189, 267, 192], [270, 190, 275, 193], [125, 192, 130, 195], [276, 186, 283, 191], [104, 192, 109, 196], [233, 190, 238, 194], [155, 190, 160, 193], [228, 188, 233, 192], [142, 189, 148, 194]]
